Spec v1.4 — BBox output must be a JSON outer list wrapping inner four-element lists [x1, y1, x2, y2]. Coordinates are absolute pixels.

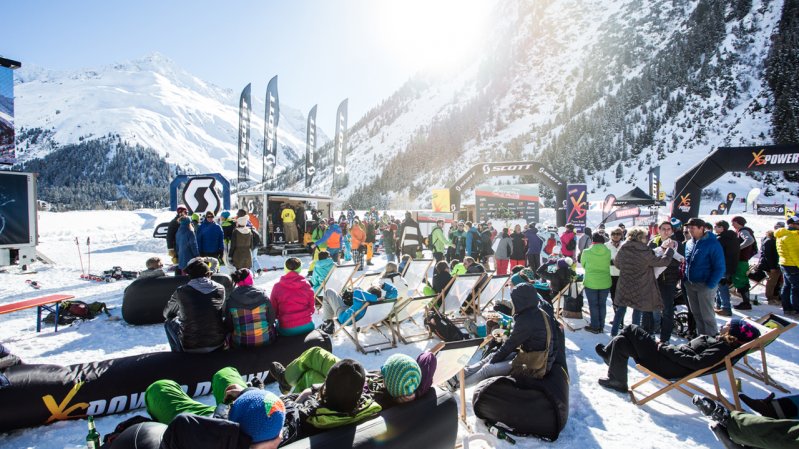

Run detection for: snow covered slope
[[14, 53, 327, 181]]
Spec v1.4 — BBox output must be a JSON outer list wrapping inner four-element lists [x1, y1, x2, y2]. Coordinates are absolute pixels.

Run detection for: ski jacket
[[399, 218, 421, 256], [197, 221, 224, 255], [225, 285, 276, 347], [229, 228, 253, 270], [271, 271, 315, 329], [350, 223, 366, 249], [536, 262, 571, 295], [494, 236, 513, 260], [758, 236, 779, 271], [580, 243, 612, 290], [576, 234, 592, 255], [431, 227, 451, 253], [615, 240, 673, 312], [432, 270, 453, 293], [221, 219, 235, 242], [523, 228, 544, 254], [510, 232, 526, 260], [480, 230, 494, 257], [382, 226, 396, 253], [379, 272, 409, 299], [175, 222, 200, 270], [166, 215, 181, 250], [684, 232, 726, 289], [716, 230, 741, 277], [606, 240, 622, 277], [560, 231, 576, 257], [164, 277, 226, 351], [648, 236, 685, 285], [309, 258, 335, 293], [737, 226, 757, 260], [654, 335, 739, 377], [316, 224, 342, 249], [491, 284, 559, 376], [311, 226, 327, 249], [160, 413, 250, 449], [776, 227, 799, 267], [450, 229, 466, 255], [337, 283, 398, 325], [365, 222, 376, 243], [465, 227, 481, 257]]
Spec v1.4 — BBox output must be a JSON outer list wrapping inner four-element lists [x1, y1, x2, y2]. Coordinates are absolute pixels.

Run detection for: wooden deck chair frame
[[334, 299, 398, 354], [403, 258, 434, 296], [733, 313, 795, 394], [629, 322, 784, 411], [437, 274, 483, 318], [387, 295, 437, 344], [316, 263, 359, 301], [548, 285, 572, 328], [478, 274, 512, 313], [352, 272, 382, 290]]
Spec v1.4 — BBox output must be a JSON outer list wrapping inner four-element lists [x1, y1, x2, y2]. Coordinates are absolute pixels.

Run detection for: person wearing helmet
[[167, 205, 189, 265]]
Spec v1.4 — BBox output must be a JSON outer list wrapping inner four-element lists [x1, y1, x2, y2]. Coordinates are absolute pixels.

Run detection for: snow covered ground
[[1, 209, 797, 449]]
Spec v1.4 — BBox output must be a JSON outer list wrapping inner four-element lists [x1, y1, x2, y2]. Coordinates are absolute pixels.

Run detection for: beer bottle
[[86, 416, 101, 449], [488, 425, 517, 445]]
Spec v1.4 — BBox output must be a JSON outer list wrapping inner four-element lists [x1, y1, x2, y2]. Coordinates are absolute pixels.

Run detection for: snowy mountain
[[290, 0, 799, 212], [13, 52, 326, 182]]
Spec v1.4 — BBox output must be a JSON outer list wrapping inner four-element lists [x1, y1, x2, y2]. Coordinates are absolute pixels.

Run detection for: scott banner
[[432, 189, 451, 212], [333, 99, 348, 182], [305, 105, 317, 188], [648, 166, 660, 202], [566, 184, 588, 232], [236, 84, 252, 185], [672, 144, 799, 222], [0, 57, 21, 165], [263, 75, 280, 185], [756, 203, 785, 216]]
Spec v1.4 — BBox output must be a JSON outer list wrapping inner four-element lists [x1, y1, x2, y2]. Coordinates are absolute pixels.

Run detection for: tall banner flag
[[333, 99, 348, 187], [725, 192, 736, 214], [236, 84, 252, 185], [566, 184, 588, 232], [602, 194, 616, 222], [0, 57, 21, 165], [648, 166, 660, 202], [432, 189, 451, 212], [746, 188, 761, 212], [305, 105, 318, 189], [263, 75, 280, 186]]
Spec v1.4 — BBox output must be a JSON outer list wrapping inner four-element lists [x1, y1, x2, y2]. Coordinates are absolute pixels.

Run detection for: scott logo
[[490, 164, 533, 172]]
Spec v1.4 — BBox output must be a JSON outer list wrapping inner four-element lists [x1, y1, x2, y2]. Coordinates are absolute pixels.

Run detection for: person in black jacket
[[714, 220, 741, 317], [461, 283, 561, 387], [648, 220, 685, 342], [595, 318, 760, 392], [479, 224, 495, 269], [166, 205, 188, 264], [759, 230, 782, 305], [537, 257, 574, 296], [163, 257, 227, 352], [431, 260, 453, 293]]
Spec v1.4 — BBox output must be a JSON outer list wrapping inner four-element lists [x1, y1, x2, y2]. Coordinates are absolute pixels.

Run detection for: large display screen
[[0, 66, 14, 165], [0, 172, 35, 247], [475, 184, 540, 224]]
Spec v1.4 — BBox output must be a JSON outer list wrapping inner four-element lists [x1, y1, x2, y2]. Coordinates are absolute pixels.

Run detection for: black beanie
[[185, 257, 211, 279], [323, 359, 365, 412]]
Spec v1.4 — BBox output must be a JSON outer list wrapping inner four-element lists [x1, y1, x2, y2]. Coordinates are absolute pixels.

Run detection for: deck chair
[[387, 295, 438, 344], [629, 319, 787, 411], [547, 284, 572, 326], [733, 313, 795, 395], [402, 258, 434, 296], [316, 263, 359, 304], [478, 274, 512, 313], [352, 272, 382, 290], [334, 298, 398, 354], [438, 274, 484, 318]]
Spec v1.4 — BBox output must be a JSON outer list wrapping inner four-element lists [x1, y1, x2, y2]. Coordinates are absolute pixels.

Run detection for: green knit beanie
[[381, 354, 421, 398]]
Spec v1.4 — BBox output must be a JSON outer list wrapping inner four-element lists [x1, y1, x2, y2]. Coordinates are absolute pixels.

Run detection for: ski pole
[[75, 237, 84, 274], [87, 237, 91, 275]]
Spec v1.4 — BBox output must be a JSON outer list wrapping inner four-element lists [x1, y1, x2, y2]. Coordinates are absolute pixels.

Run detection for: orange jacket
[[351, 223, 366, 249]]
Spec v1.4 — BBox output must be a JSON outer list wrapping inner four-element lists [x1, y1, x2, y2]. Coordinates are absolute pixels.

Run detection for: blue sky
[[2, 0, 494, 121]]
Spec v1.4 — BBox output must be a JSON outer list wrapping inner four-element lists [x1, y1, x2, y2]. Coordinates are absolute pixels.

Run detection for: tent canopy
[[612, 187, 662, 207]]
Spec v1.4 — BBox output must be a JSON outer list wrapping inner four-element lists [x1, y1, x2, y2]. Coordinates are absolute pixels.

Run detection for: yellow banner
[[432, 189, 451, 212]]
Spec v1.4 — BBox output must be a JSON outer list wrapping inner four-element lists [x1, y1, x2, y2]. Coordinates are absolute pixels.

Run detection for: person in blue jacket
[[318, 283, 398, 334], [523, 223, 545, 272], [683, 218, 726, 336], [196, 211, 225, 261], [465, 221, 482, 258], [175, 216, 200, 275]]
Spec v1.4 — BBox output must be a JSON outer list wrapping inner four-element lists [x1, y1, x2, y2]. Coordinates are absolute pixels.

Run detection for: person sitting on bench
[[595, 318, 760, 392], [163, 257, 226, 353], [694, 394, 799, 449], [318, 283, 398, 334], [139, 256, 166, 279]]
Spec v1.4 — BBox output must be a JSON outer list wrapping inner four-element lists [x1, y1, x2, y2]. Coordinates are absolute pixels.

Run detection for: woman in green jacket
[[580, 232, 612, 333]]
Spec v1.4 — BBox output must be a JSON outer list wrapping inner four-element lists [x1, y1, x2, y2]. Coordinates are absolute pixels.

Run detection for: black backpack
[[424, 310, 465, 342], [565, 236, 576, 251]]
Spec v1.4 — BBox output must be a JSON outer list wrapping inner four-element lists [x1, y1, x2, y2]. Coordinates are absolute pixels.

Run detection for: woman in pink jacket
[[271, 257, 316, 336]]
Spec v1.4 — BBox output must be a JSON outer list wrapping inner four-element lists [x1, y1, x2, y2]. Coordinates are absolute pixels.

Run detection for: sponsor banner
[[476, 184, 540, 224], [0, 172, 35, 247], [236, 84, 251, 185], [305, 105, 317, 188], [431, 189, 451, 212], [748, 149, 799, 168], [676, 192, 692, 215], [417, 211, 455, 223], [602, 194, 616, 220], [181, 177, 222, 216], [263, 76, 280, 185], [333, 99, 348, 180], [566, 184, 588, 232], [648, 166, 660, 202], [756, 203, 785, 216], [0, 65, 17, 165], [717, 202, 727, 214]]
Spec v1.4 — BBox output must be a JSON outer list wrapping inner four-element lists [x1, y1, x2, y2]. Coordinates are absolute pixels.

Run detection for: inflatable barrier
[[0, 331, 331, 432], [472, 330, 569, 441], [108, 388, 458, 449], [122, 274, 233, 325]]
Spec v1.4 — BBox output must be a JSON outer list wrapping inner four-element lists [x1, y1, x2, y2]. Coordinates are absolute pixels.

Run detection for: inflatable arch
[[671, 144, 799, 222], [449, 162, 568, 226]]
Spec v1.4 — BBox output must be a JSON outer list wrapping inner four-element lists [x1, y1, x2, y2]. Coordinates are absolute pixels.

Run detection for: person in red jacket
[[271, 258, 316, 337], [560, 223, 577, 258]]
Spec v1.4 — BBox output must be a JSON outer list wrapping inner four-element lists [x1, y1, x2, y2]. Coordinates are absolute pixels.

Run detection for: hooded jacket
[[494, 235, 513, 260], [197, 220, 225, 255], [523, 227, 544, 254], [176, 220, 200, 270], [337, 283, 398, 325], [309, 258, 335, 293], [560, 230, 576, 257], [271, 271, 315, 330], [316, 224, 342, 249], [510, 232, 526, 260], [350, 223, 366, 250], [580, 243, 612, 290], [491, 284, 559, 376], [776, 227, 799, 267], [380, 272, 409, 299], [229, 227, 253, 269], [684, 232, 726, 288], [716, 230, 741, 277], [225, 285, 276, 347], [614, 240, 674, 312], [759, 236, 779, 271], [163, 277, 226, 351]]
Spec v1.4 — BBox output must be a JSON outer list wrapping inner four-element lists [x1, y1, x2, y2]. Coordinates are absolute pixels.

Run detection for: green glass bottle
[[488, 425, 517, 445], [86, 416, 101, 449]]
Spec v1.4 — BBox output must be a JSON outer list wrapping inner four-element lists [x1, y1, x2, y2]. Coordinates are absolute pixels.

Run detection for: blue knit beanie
[[381, 354, 421, 398], [228, 390, 285, 443]]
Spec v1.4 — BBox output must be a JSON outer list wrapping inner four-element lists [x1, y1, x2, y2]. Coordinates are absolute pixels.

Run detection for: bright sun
[[375, 0, 496, 74]]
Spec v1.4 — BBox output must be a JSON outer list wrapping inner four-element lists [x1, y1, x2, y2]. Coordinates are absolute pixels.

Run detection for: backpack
[[43, 300, 110, 325], [565, 235, 576, 252], [427, 228, 437, 250], [424, 309, 465, 342]]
